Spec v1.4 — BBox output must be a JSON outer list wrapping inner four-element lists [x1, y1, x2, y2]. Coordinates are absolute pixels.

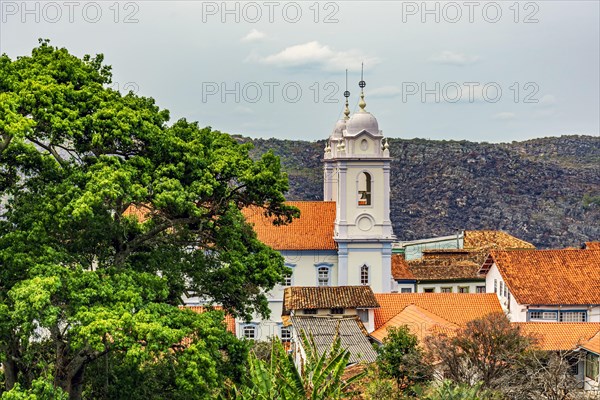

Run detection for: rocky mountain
[[241, 135, 599, 249]]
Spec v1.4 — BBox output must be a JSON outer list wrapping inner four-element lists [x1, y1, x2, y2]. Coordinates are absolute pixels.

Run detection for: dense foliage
[[0, 40, 297, 399]]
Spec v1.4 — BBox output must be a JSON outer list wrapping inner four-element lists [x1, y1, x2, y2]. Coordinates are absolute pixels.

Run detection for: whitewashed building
[[479, 248, 600, 323]]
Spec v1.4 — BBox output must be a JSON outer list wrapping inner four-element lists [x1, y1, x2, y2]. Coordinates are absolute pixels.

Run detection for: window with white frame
[[360, 264, 369, 285], [283, 263, 295, 286], [280, 326, 292, 342], [242, 325, 257, 339], [529, 311, 558, 321], [499, 281, 504, 297], [441, 287, 452, 293], [458, 286, 469, 293], [559, 311, 587, 322], [400, 287, 412, 293], [317, 266, 330, 286], [476, 286, 486, 293], [494, 279, 497, 294]]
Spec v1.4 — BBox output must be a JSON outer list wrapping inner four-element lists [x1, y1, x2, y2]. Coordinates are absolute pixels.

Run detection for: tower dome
[[331, 118, 346, 138], [345, 111, 380, 136]]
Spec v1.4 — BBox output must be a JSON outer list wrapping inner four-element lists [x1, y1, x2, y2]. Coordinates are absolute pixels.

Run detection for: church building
[[239, 77, 396, 341]]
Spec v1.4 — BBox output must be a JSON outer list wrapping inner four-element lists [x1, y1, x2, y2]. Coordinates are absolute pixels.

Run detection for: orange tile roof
[[371, 304, 458, 344], [464, 230, 535, 250], [585, 242, 600, 250], [242, 201, 336, 250], [183, 306, 236, 335], [580, 330, 600, 355], [484, 249, 600, 305], [391, 254, 415, 280], [283, 286, 379, 314], [373, 293, 502, 330], [514, 323, 600, 351]]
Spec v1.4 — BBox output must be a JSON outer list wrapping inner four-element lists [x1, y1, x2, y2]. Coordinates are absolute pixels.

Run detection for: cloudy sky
[[2, 1, 599, 142]]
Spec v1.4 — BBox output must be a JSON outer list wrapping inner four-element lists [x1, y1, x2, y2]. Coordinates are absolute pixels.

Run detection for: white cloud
[[492, 112, 517, 120], [430, 51, 479, 66], [241, 29, 266, 43], [252, 41, 380, 72], [369, 86, 402, 98]]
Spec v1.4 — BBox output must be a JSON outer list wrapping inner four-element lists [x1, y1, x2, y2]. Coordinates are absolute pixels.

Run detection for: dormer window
[[358, 172, 371, 206]]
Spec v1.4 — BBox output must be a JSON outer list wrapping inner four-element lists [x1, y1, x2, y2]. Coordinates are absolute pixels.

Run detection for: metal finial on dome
[[358, 62, 366, 112], [344, 69, 351, 120]]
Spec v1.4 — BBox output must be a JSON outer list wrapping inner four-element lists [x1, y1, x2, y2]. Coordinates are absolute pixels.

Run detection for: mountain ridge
[[242, 135, 599, 249]]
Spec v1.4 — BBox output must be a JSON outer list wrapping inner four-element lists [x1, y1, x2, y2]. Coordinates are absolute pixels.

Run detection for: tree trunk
[[2, 359, 18, 391], [65, 366, 85, 400]]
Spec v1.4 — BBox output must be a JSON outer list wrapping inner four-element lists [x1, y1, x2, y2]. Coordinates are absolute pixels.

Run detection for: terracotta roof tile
[[371, 304, 459, 344], [391, 254, 415, 280], [580, 330, 600, 355], [408, 262, 484, 281], [373, 293, 502, 330], [585, 242, 600, 250], [464, 230, 535, 250], [242, 201, 336, 250], [283, 286, 379, 314], [484, 249, 600, 305], [514, 322, 600, 351], [183, 306, 236, 335]]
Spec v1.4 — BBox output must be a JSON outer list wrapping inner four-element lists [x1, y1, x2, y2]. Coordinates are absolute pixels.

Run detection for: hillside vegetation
[[244, 135, 600, 249]]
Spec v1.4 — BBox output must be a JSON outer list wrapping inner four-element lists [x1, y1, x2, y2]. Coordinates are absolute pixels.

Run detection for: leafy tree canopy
[[0, 39, 297, 398]]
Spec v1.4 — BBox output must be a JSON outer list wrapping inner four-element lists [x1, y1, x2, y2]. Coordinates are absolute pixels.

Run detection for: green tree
[[375, 326, 433, 395], [0, 40, 297, 399], [235, 333, 365, 399]]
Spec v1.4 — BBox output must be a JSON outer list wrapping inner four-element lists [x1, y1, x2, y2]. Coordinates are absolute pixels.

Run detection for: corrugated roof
[[371, 304, 458, 344], [514, 322, 600, 351], [483, 249, 600, 305], [290, 315, 378, 364], [183, 306, 236, 335], [283, 286, 379, 314], [242, 201, 336, 250], [464, 230, 535, 250], [373, 293, 502, 330]]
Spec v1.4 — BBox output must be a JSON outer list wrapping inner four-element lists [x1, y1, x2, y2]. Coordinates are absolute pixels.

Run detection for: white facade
[[485, 262, 600, 323], [416, 281, 485, 294]]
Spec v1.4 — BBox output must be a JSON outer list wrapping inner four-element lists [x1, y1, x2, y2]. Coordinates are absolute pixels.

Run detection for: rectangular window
[[303, 309, 317, 315], [283, 274, 292, 286], [499, 281, 504, 297], [586, 353, 599, 380], [476, 286, 486, 293], [357, 309, 369, 323], [559, 311, 587, 322], [400, 287, 413, 293], [423, 288, 435, 293], [360, 265, 369, 285], [330, 308, 344, 315], [317, 267, 330, 286], [280, 327, 291, 342], [529, 311, 558, 321], [458, 286, 469, 293], [243, 325, 257, 339], [441, 287, 452, 293], [494, 279, 497, 294]]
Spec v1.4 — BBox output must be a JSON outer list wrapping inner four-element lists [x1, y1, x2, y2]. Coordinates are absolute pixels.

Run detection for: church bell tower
[[323, 68, 394, 293]]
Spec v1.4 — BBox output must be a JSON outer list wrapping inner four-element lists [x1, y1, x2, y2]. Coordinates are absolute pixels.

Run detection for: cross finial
[[358, 62, 366, 112], [343, 69, 351, 120]]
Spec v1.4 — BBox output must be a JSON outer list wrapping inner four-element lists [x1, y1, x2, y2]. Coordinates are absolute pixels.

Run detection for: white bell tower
[[323, 68, 394, 293]]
